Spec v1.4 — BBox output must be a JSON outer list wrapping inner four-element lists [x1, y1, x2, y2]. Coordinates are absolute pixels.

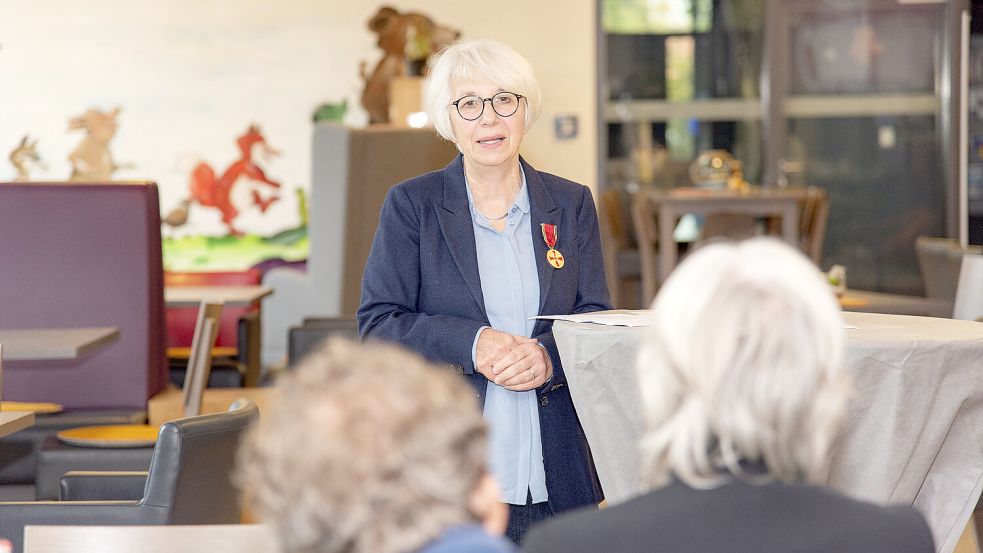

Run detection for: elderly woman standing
[[357, 39, 610, 542], [522, 238, 934, 553]]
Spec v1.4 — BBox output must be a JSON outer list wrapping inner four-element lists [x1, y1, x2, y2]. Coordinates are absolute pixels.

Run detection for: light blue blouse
[[466, 171, 548, 505]]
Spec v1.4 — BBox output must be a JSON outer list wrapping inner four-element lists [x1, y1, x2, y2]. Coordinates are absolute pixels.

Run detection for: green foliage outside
[[602, 0, 712, 35]]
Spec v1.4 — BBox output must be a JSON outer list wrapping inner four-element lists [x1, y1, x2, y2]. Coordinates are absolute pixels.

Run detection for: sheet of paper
[[532, 311, 860, 330], [531, 310, 652, 327]]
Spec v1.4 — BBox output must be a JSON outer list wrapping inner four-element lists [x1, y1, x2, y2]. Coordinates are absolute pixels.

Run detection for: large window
[[601, 0, 967, 294]]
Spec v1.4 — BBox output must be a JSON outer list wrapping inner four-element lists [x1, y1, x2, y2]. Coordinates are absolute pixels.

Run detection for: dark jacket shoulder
[[386, 167, 445, 203], [522, 479, 934, 553]]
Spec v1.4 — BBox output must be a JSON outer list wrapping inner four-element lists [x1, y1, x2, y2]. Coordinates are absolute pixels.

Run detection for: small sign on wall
[[554, 114, 578, 140]]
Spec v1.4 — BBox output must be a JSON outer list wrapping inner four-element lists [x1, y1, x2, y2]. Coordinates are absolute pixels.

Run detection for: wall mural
[[8, 136, 45, 181], [181, 124, 282, 236], [0, 1, 377, 271], [68, 107, 127, 181]]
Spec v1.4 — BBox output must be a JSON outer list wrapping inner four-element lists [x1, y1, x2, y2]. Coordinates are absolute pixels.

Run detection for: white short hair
[[424, 39, 542, 143], [636, 237, 850, 488]]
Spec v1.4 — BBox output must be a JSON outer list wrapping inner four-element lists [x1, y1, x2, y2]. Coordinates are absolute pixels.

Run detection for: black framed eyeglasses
[[451, 92, 525, 121]]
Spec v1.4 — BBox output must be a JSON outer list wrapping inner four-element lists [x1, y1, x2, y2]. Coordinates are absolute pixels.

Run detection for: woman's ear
[[468, 472, 509, 536]]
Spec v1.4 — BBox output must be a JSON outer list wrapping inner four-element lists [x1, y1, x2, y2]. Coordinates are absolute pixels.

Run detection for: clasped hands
[[475, 328, 552, 391]]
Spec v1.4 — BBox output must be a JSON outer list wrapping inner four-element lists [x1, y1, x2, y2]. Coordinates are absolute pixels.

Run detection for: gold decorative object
[[688, 149, 734, 188]]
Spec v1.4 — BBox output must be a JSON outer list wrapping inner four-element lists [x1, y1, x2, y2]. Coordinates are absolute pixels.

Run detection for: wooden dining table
[[0, 327, 120, 361], [646, 187, 807, 284], [23, 524, 277, 553], [0, 411, 35, 439], [552, 311, 983, 553], [163, 285, 273, 308], [839, 289, 953, 318]]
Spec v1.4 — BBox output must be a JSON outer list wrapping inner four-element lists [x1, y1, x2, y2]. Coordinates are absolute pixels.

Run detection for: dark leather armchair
[[0, 399, 258, 553], [286, 317, 357, 369]]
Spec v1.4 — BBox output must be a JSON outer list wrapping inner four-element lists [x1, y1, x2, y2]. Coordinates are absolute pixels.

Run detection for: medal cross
[[547, 249, 565, 267]]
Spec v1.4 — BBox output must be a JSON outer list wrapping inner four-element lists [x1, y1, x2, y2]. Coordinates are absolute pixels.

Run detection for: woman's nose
[[479, 101, 500, 124]]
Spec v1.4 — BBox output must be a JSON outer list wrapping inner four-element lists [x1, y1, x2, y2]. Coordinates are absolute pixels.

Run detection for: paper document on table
[[531, 310, 652, 327]]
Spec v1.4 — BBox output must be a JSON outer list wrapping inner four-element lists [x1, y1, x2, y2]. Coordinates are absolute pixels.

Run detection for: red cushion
[[164, 269, 262, 349]]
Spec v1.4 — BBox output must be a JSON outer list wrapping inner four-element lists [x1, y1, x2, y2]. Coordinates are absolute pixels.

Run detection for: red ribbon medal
[[541, 223, 564, 269]]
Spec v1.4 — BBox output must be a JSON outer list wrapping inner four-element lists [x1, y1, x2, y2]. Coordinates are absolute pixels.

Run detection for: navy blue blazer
[[358, 154, 612, 513]]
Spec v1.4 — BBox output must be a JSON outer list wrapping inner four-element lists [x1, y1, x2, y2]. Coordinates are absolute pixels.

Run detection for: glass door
[[768, 0, 967, 293], [601, 0, 766, 192]]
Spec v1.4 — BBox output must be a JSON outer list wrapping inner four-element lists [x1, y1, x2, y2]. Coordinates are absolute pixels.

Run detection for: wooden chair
[[181, 302, 223, 418], [700, 213, 758, 241], [599, 189, 642, 308], [798, 186, 830, 265], [630, 192, 660, 307], [165, 270, 262, 387]]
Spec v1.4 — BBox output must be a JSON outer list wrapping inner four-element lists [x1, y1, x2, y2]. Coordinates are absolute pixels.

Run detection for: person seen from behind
[[523, 237, 934, 553]]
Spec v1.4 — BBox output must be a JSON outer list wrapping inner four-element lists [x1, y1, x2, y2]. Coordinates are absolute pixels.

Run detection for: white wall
[[0, 0, 597, 198]]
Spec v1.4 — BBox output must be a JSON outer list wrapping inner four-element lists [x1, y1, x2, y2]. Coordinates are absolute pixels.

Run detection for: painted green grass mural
[[163, 226, 308, 272]]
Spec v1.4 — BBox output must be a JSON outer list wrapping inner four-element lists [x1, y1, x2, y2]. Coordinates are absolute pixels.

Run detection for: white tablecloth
[[553, 311, 983, 553]]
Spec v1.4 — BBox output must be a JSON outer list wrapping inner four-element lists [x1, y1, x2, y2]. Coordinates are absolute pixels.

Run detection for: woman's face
[[448, 78, 527, 171]]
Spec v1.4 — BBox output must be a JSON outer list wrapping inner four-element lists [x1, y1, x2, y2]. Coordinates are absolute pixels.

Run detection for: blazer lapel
[[434, 155, 487, 319], [523, 157, 562, 314]]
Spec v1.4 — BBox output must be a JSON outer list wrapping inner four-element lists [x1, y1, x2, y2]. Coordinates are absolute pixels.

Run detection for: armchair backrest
[[915, 236, 983, 302], [0, 182, 166, 409], [630, 192, 660, 307], [142, 399, 259, 524], [0, 400, 259, 553], [915, 236, 963, 302]]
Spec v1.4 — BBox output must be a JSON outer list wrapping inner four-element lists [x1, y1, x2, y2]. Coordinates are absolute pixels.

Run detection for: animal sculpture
[[68, 107, 123, 181], [8, 135, 45, 181], [360, 6, 460, 124], [187, 125, 282, 236]]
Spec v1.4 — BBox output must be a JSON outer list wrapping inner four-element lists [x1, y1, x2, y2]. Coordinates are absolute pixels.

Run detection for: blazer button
[[540, 396, 549, 406], [451, 364, 464, 374]]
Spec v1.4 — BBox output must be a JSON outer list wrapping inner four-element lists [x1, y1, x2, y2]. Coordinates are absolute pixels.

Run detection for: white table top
[[0, 327, 120, 361], [0, 410, 35, 438], [164, 285, 273, 308], [552, 311, 983, 553], [23, 524, 277, 553]]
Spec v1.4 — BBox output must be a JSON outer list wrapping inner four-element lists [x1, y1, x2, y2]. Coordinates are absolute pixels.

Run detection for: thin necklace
[[475, 206, 509, 221]]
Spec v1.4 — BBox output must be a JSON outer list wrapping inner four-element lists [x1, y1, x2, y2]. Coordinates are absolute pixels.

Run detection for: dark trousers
[[506, 489, 554, 545]]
